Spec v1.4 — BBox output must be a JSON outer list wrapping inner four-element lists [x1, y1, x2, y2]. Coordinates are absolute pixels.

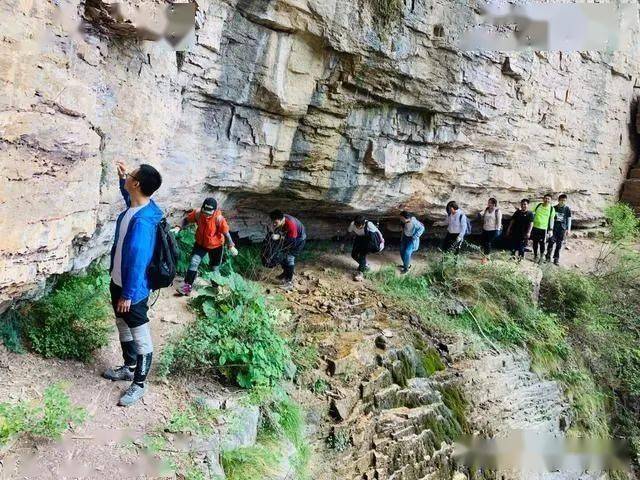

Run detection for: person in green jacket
[[531, 194, 556, 263]]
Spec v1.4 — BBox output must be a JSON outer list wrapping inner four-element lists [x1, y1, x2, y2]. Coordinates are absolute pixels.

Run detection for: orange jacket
[[186, 209, 230, 249]]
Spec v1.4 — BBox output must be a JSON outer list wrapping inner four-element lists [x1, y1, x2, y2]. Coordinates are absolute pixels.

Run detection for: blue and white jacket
[[109, 179, 163, 304]]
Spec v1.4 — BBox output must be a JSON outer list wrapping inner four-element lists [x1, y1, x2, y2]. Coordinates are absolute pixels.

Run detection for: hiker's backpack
[[147, 218, 178, 290], [460, 212, 472, 236], [261, 232, 284, 268], [364, 222, 385, 254]]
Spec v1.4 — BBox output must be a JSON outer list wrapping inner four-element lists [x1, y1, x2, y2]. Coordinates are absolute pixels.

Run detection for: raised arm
[[116, 161, 131, 207]]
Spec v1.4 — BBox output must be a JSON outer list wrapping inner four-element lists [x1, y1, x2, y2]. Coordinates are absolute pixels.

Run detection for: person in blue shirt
[[103, 160, 163, 407], [399, 211, 425, 274]]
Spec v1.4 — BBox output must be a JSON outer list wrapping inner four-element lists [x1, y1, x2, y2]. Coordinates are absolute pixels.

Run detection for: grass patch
[[158, 272, 291, 388], [18, 267, 112, 361], [0, 383, 86, 446], [221, 441, 282, 480], [164, 400, 221, 435]]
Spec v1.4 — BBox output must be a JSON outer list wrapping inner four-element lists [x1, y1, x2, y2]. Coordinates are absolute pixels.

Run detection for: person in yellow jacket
[[531, 194, 556, 263]]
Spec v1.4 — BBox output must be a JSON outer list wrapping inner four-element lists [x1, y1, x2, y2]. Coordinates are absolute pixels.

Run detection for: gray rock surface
[[2, 0, 640, 307]]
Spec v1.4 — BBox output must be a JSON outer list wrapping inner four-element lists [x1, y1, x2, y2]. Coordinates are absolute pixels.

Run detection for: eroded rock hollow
[[1, 0, 639, 306]]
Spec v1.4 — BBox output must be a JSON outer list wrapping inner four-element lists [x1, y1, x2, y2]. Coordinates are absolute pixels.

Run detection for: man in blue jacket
[[103, 160, 163, 407]]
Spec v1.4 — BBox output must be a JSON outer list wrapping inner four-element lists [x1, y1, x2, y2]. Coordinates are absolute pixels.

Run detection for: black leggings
[[185, 244, 224, 285], [351, 237, 368, 271]]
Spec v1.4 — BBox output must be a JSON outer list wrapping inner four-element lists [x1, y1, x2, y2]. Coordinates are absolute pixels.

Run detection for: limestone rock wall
[[1, 0, 640, 307]]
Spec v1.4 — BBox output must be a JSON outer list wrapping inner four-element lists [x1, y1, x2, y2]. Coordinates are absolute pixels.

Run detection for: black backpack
[[147, 218, 178, 290], [364, 222, 384, 254]]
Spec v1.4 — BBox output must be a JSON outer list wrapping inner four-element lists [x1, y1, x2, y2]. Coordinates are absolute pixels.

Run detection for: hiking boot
[[176, 283, 192, 296], [353, 272, 364, 282], [118, 383, 147, 407], [102, 365, 135, 381], [553, 259, 559, 266], [280, 280, 294, 291], [400, 266, 411, 274], [276, 272, 287, 281], [545, 256, 551, 263]]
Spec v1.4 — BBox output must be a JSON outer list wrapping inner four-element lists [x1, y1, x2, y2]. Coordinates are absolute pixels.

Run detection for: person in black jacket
[[348, 215, 384, 278]]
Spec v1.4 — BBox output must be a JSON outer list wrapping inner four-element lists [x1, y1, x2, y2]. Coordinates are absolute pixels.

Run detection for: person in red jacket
[[177, 198, 238, 296]]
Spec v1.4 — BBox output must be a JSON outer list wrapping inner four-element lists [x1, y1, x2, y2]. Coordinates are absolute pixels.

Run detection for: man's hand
[[117, 297, 131, 314], [272, 233, 281, 241], [116, 161, 127, 180], [546, 231, 553, 239], [229, 246, 239, 257]]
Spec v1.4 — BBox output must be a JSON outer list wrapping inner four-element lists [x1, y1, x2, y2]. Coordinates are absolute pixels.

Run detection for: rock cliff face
[[1, 0, 639, 307]]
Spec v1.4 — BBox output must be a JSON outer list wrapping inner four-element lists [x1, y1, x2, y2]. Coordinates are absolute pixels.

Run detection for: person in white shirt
[[481, 197, 502, 255], [348, 215, 384, 275], [443, 201, 468, 253]]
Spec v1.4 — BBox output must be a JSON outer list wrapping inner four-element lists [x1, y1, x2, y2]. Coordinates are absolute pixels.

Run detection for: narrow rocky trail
[[0, 290, 231, 480], [0, 238, 618, 479]]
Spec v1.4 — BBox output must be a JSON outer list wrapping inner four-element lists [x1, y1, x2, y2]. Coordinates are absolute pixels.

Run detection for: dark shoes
[[103, 365, 135, 381]]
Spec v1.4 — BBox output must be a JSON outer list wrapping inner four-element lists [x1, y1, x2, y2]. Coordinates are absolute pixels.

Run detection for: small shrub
[[0, 383, 85, 445], [291, 345, 319, 375], [159, 272, 291, 388], [327, 429, 351, 452], [21, 267, 112, 361], [0, 309, 25, 353], [311, 378, 329, 395], [605, 203, 639, 242]]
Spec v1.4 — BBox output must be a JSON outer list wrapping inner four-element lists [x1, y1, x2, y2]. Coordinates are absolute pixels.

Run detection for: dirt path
[[0, 236, 613, 479], [0, 288, 217, 480]]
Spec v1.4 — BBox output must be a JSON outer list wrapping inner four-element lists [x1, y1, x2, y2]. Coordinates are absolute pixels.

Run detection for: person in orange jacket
[[177, 198, 238, 296]]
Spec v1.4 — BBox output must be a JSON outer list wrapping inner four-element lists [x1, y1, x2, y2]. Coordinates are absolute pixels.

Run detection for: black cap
[[201, 197, 217, 215]]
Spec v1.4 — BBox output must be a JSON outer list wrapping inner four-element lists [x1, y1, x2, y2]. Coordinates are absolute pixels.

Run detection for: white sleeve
[[348, 222, 355, 233]]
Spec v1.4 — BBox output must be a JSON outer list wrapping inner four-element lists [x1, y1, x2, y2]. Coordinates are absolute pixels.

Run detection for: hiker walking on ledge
[[348, 214, 385, 280], [443, 201, 469, 254], [270, 210, 306, 291], [399, 211, 425, 274], [104, 161, 162, 407], [177, 198, 238, 296]]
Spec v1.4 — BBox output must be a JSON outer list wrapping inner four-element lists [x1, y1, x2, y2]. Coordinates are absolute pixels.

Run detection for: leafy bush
[[605, 203, 639, 242], [21, 267, 112, 361], [0, 383, 86, 446], [0, 309, 25, 353], [158, 272, 291, 388], [327, 429, 351, 452]]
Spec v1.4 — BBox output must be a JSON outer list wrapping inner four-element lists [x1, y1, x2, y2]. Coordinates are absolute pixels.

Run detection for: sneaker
[[276, 272, 287, 281], [118, 383, 147, 407], [400, 267, 409, 275], [353, 272, 364, 282], [176, 283, 192, 296], [102, 365, 135, 381], [361, 265, 371, 273], [280, 280, 294, 291], [533, 255, 538, 262], [545, 256, 551, 263], [553, 259, 559, 266]]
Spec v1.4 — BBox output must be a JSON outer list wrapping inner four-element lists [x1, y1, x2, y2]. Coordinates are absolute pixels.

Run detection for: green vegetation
[[221, 441, 282, 480], [158, 272, 291, 388], [604, 203, 639, 242], [311, 378, 329, 395], [164, 399, 221, 435], [327, 429, 351, 452], [7, 267, 112, 361], [370, 202, 640, 460], [0, 309, 25, 353], [366, 0, 403, 30], [419, 345, 446, 377], [0, 384, 86, 446]]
